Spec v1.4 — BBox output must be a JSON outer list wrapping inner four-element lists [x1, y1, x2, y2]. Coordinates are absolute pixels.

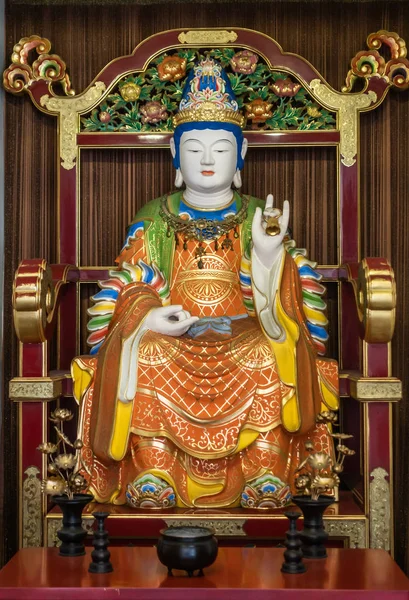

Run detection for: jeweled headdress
[[172, 58, 245, 129]]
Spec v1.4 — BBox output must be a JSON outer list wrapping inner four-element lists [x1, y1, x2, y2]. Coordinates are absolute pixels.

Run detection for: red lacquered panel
[[21, 344, 44, 377], [77, 130, 339, 148], [58, 283, 78, 369], [365, 343, 389, 378], [21, 403, 43, 471], [340, 163, 359, 264], [59, 166, 77, 265], [340, 283, 360, 371], [368, 402, 391, 474]]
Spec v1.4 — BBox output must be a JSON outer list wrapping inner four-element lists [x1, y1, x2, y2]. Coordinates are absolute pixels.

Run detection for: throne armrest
[[13, 259, 77, 343], [9, 260, 78, 402], [343, 257, 396, 343]]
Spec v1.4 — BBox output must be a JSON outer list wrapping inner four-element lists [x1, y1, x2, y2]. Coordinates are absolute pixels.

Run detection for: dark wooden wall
[[3, 0, 409, 570]]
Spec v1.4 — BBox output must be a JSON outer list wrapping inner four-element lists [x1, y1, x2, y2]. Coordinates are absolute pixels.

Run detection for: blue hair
[[172, 122, 245, 171]]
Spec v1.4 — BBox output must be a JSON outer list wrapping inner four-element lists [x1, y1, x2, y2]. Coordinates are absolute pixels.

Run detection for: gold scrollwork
[[164, 518, 246, 536], [40, 81, 106, 170], [369, 467, 391, 551], [47, 517, 94, 547], [22, 466, 42, 547], [178, 30, 238, 45], [3, 35, 74, 96], [13, 259, 55, 343], [324, 518, 367, 548], [310, 79, 377, 167], [13, 260, 74, 343], [343, 30, 409, 93], [354, 258, 396, 343]]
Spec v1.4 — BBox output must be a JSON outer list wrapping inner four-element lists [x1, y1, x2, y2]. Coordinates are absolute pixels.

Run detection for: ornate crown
[[172, 58, 245, 129]]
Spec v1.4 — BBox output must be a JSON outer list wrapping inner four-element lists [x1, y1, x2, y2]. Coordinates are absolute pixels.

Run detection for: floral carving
[[370, 467, 391, 551], [158, 55, 187, 82], [271, 77, 301, 97], [245, 98, 273, 125], [23, 467, 42, 547], [80, 48, 336, 133], [230, 50, 258, 75], [306, 106, 321, 118], [99, 110, 112, 123], [140, 101, 168, 124], [120, 82, 141, 102]]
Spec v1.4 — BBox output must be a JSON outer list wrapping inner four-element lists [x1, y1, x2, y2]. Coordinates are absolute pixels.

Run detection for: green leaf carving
[[80, 47, 336, 133]]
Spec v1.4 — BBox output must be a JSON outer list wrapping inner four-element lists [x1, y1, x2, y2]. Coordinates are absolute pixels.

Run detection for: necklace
[[159, 192, 249, 268]]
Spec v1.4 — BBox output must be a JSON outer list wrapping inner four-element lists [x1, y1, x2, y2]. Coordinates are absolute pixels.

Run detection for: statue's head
[[170, 58, 247, 193]]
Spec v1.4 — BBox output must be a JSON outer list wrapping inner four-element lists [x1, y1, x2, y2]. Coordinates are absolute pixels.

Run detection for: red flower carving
[[230, 51, 259, 75], [99, 111, 111, 123], [140, 101, 168, 124]]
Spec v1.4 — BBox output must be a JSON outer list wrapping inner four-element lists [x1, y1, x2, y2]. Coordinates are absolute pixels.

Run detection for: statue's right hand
[[145, 305, 199, 337]]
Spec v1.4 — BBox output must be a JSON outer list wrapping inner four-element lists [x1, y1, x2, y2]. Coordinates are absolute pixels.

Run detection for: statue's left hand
[[251, 195, 290, 269]]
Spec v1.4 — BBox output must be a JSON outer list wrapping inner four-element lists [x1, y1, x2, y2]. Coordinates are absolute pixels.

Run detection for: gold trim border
[[369, 467, 391, 551], [165, 518, 246, 536], [324, 518, 368, 548], [178, 30, 238, 45], [22, 467, 42, 547], [45, 513, 367, 546]]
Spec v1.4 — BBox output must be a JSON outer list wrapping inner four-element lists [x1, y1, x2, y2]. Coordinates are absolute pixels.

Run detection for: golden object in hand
[[265, 215, 281, 236]]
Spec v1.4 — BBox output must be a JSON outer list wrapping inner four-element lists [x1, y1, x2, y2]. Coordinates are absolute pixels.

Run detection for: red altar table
[[0, 547, 408, 599]]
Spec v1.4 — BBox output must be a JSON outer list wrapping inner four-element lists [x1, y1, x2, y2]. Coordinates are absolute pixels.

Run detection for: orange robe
[[75, 201, 338, 507]]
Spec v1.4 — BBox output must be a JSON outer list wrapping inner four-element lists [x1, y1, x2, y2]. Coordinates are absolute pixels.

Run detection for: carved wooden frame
[[4, 27, 408, 551]]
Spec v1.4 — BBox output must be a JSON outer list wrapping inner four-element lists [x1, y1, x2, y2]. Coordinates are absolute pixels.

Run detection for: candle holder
[[281, 511, 306, 574], [89, 511, 113, 574]]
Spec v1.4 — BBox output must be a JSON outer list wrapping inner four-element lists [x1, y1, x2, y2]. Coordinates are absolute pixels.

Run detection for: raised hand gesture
[[251, 194, 290, 269]]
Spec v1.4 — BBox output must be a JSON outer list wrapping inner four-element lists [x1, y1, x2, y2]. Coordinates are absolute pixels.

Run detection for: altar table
[[0, 547, 408, 599]]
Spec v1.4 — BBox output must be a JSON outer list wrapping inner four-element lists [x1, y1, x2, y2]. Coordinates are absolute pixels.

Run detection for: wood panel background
[[79, 147, 337, 267], [3, 0, 409, 570]]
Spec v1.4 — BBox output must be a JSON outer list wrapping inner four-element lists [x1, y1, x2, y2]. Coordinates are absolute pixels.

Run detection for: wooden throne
[[4, 27, 407, 551]]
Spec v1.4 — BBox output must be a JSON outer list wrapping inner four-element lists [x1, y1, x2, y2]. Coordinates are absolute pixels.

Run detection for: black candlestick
[[292, 495, 334, 558], [89, 511, 113, 574], [281, 510, 306, 574]]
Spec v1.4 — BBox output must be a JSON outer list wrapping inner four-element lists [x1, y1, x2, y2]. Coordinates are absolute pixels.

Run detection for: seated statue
[[72, 58, 338, 509]]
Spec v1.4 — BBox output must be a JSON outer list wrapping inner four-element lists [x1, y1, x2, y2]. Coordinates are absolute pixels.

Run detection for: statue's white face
[[177, 129, 238, 194]]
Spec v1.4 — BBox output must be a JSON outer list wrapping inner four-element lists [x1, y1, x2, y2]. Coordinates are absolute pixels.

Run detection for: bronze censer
[[157, 526, 218, 577]]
